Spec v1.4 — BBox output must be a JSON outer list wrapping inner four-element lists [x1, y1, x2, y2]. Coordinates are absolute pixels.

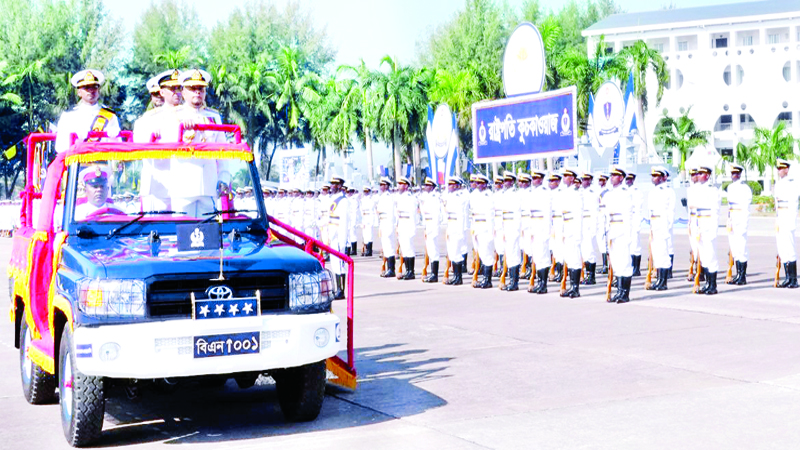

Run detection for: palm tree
[[153, 46, 203, 70], [0, 61, 22, 107], [740, 122, 798, 190], [5, 59, 45, 133], [617, 40, 670, 160], [337, 60, 380, 182], [652, 107, 710, 177], [272, 46, 321, 149]]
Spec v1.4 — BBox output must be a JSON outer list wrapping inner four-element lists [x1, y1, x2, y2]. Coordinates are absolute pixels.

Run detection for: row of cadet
[[307, 161, 799, 303]]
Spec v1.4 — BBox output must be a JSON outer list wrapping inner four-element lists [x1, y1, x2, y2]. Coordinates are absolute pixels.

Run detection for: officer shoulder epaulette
[[99, 105, 117, 116]]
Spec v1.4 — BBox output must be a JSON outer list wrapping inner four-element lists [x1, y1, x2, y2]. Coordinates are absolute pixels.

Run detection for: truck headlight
[[288, 270, 334, 313], [77, 279, 146, 318]]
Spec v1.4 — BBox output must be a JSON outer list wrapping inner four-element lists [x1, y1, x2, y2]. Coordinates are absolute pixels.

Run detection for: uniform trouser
[[689, 224, 699, 258], [362, 223, 374, 244], [596, 219, 608, 253], [562, 231, 582, 268], [531, 233, 551, 269], [470, 224, 479, 251], [398, 222, 416, 258], [630, 221, 642, 256], [461, 224, 470, 255], [446, 226, 465, 263], [328, 232, 347, 275], [521, 228, 534, 256], [142, 195, 170, 212], [698, 234, 719, 272], [667, 230, 674, 256], [728, 219, 748, 262], [474, 228, 495, 265], [581, 224, 596, 264], [424, 226, 440, 261], [551, 231, 563, 261], [348, 224, 358, 243], [777, 228, 797, 262], [172, 196, 215, 217], [503, 221, 521, 267], [495, 224, 505, 256], [652, 232, 671, 269], [609, 234, 633, 277], [379, 222, 396, 257]]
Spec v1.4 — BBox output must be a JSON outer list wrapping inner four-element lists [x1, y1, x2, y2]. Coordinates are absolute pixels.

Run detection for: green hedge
[[721, 180, 763, 196], [753, 195, 775, 212]]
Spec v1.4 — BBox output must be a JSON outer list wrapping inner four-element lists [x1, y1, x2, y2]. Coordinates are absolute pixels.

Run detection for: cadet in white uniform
[[420, 178, 443, 283], [444, 177, 468, 285], [528, 170, 552, 294], [395, 177, 418, 280], [774, 159, 799, 288], [626, 173, 643, 276], [360, 187, 376, 256], [376, 177, 397, 277], [492, 177, 506, 278], [55, 69, 121, 154], [324, 177, 349, 299], [517, 173, 533, 280], [694, 165, 721, 295], [580, 173, 598, 284], [604, 167, 634, 303], [346, 188, 360, 255], [559, 169, 583, 298], [725, 163, 751, 285], [548, 172, 564, 282], [646, 166, 675, 291], [471, 174, 495, 288], [595, 173, 610, 274], [497, 172, 521, 291], [686, 167, 704, 283], [302, 189, 318, 239]]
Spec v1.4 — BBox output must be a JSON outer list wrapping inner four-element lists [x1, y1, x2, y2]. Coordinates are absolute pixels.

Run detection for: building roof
[[585, 0, 800, 35]]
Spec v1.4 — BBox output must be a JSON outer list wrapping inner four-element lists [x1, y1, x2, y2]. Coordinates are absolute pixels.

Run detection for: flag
[[3, 144, 17, 160], [404, 164, 413, 179], [622, 72, 638, 136], [586, 92, 601, 149]]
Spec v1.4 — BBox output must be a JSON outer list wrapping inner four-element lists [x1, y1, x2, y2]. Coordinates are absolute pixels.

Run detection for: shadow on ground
[[95, 343, 450, 446]]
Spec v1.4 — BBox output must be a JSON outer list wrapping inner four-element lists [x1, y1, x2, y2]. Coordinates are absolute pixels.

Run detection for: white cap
[[180, 69, 212, 87], [71, 69, 104, 88]]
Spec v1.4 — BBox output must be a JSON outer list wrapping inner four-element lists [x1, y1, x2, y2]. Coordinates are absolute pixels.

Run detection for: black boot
[[668, 254, 674, 278], [445, 261, 463, 285], [502, 266, 520, 291], [699, 267, 706, 282], [698, 268, 712, 294], [475, 264, 493, 289], [653, 268, 668, 291], [467, 255, 475, 275], [727, 261, 740, 285], [493, 255, 504, 278], [616, 276, 632, 303], [561, 269, 581, 298], [424, 261, 439, 283], [351, 242, 358, 256], [363, 242, 373, 257], [610, 277, 623, 302], [553, 262, 563, 282], [735, 261, 747, 285], [520, 258, 532, 280], [599, 253, 609, 274], [462, 254, 469, 273], [581, 263, 596, 285], [382, 256, 396, 278], [785, 261, 799, 289], [333, 274, 345, 299], [401, 257, 415, 280], [704, 270, 718, 295], [530, 268, 549, 294], [631, 255, 642, 276]]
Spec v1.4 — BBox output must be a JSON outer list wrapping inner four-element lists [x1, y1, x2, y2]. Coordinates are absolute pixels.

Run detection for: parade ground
[[1, 219, 800, 449]]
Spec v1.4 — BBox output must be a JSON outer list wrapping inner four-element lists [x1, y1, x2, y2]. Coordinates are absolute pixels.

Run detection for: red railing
[[267, 216, 356, 379], [23, 133, 56, 228]]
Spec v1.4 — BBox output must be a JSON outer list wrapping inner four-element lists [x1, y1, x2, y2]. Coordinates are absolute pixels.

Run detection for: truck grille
[[147, 273, 288, 318]]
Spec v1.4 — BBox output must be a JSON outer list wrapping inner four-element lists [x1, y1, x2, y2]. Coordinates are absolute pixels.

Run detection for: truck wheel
[[234, 373, 259, 389], [59, 326, 104, 447], [20, 320, 56, 404], [273, 361, 326, 422]]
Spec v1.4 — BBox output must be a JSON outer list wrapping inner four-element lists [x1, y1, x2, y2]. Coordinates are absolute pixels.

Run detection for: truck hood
[[62, 233, 322, 279]]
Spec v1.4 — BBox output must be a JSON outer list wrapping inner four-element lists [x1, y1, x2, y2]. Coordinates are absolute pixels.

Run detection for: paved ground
[[1, 223, 800, 449]]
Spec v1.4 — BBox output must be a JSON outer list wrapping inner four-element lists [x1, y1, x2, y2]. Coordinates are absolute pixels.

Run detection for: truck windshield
[[72, 157, 260, 222]]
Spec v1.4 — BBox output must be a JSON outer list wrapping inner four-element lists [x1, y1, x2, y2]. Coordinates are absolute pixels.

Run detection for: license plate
[[193, 331, 260, 358]]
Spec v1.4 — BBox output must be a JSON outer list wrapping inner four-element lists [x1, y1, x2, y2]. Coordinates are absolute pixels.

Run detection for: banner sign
[[424, 104, 459, 185], [592, 81, 625, 149], [503, 22, 545, 97], [472, 86, 577, 163]]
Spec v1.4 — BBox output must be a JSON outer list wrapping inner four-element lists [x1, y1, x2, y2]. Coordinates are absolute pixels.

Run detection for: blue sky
[[108, 0, 753, 68]]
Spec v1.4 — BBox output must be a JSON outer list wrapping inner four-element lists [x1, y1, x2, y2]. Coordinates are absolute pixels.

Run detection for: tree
[[739, 122, 798, 188], [336, 60, 382, 182], [652, 107, 710, 176]]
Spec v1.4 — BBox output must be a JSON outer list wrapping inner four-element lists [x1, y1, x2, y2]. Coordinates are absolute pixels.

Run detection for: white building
[[583, 0, 800, 168]]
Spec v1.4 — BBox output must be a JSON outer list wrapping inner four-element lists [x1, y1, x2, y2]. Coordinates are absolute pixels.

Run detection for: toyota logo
[[206, 285, 233, 299]]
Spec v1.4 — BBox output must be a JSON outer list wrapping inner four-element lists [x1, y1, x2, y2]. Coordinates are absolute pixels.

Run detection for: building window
[[677, 41, 688, 51], [715, 37, 728, 48], [784, 62, 792, 82], [740, 114, 756, 131], [715, 115, 732, 132], [736, 65, 744, 86], [768, 34, 781, 44], [676, 69, 684, 90], [653, 43, 664, 53], [742, 35, 753, 46], [723, 66, 742, 86], [775, 112, 792, 128]]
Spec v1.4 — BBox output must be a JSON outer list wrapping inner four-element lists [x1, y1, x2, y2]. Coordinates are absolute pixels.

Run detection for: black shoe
[[475, 264, 493, 289], [734, 261, 747, 285], [552, 262, 563, 282], [616, 276, 632, 303], [699, 267, 706, 282], [653, 268, 668, 290], [704, 270, 718, 295], [362, 242, 373, 257], [561, 268, 581, 298], [697, 268, 710, 294], [785, 261, 799, 289], [333, 274, 346, 299], [611, 277, 623, 302], [631, 255, 641, 276], [445, 261, 463, 285], [581, 263, 597, 285], [529, 267, 549, 294], [493, 255, 505, 278], [668, 254, 674, 278], [501, 265, 520, 291], [727, 261, 740, 285], [462, 254, 469, 273], [423, 260, 439, 283], [382, 256, 396, 278], [599, 253, 609, 274], [400, 257, 416, 280]]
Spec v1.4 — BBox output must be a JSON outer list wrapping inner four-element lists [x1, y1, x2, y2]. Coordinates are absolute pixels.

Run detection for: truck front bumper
[[72, 313, 341, 378]]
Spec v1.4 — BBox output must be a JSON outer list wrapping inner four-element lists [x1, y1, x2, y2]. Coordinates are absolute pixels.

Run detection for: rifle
[[548, 253, 556, 281], [560, 262, 568, 295], [688, 250, 696, 282], [528, 261, 537, 290], [422, 252, 429, 280], [725, 250, 734, 283], [472, 255, 481, 287], [443, 256, 450, 284], [381, 256, 386, 275], [493, 251, 499, 275], [644, 231, 654, 290], [500, 255, 508, 289], [692, 261, 703, 294], [606, 262, 614, 301], [775, 255, 782, 287], [522, 253, 529, 275]]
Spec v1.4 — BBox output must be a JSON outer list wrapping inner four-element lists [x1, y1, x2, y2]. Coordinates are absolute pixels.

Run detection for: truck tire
[[273, 361, 326, 422], [20, 320, 56, 404], [59, 326, 104, 447]]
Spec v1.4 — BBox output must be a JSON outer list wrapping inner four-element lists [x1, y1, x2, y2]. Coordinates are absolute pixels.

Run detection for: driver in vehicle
[[75, 166, 116, 221]]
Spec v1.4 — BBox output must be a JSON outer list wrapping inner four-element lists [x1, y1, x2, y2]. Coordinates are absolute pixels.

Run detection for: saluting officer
[[420, 177, 443, 283], [695, 165, 721, 295], [444, 177, 468, 285], [774, 159, 799, 288], [580, 173, 598, 284], [548, 172, 564, 282], [376, 177, 397, 278], [626, 173, 644, 276], [499, 171, 522, 291], [726, 163, 752, 285], [559, 169, 584, 298], [528, 170, 552, 294], [646, 166, 675, 291], [604, 167, 634, 303], [360, 187, 376, 256], [395, 177, 418, 280], [596, 173, 610, 274], [471, 174, 496, 288], [55, 69, 121, 153]]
